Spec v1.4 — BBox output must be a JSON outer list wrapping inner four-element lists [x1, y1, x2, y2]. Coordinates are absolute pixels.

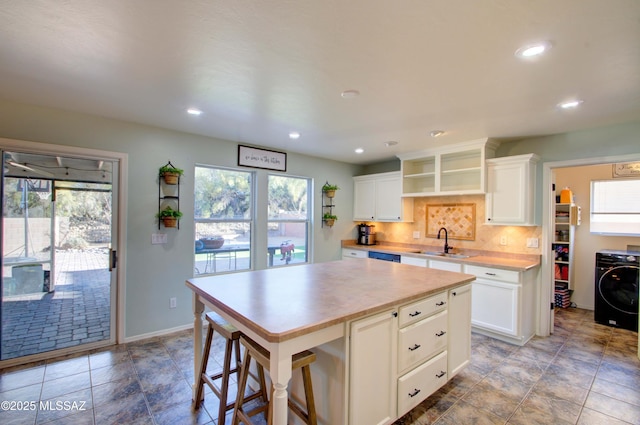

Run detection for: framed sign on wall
[[238, 145, 287, 171]]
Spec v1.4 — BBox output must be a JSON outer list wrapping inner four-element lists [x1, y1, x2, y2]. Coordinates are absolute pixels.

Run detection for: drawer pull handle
[[408, 388, 421, 398], [436, 371, 446, 378], [408, 343, 421, 351], [485, 272, 497, 276], [409, 311, 422, 317], [436, 330, 446, 337], [436, 301, 446, 306]]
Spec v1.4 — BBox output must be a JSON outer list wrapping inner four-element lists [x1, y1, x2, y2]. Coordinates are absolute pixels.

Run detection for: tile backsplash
[[368, 195, 542, 255]]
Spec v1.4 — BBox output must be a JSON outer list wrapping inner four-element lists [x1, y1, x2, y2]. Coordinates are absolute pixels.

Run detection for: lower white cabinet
[[429, 259, 462, 272], [400, 255, 428, 267], [342, 248, 367, 260], [447, 284, 471, 377], [465, 264, 537, 345], [349, 309, 397, 425], [348, 285, 470, 424]]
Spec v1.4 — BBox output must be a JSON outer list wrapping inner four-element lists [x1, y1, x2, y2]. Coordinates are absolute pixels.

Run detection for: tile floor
[[0, 307, 638, 425]]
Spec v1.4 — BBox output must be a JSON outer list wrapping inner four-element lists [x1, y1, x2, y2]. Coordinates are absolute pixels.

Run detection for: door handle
[[109, 249, 117, 271]]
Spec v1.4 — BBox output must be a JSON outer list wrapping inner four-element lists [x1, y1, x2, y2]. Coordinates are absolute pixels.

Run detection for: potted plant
[[323, 213, 338, 227], [322, 183, 340, 198], [159, 164, 184, 185], [157, 206, 183, 228]]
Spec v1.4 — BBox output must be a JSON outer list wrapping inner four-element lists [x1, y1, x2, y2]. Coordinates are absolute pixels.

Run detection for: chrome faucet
[[437, 227, 451, 253]]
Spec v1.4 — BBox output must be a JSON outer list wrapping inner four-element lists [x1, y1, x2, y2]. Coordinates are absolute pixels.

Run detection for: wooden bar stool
[[233, 335, 318, 425], [193, 313, 268, 425]]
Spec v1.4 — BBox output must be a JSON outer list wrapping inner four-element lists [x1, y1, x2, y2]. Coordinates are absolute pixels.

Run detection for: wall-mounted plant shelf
[[322, 182, 338, 227], [158, 161, 182, 229]]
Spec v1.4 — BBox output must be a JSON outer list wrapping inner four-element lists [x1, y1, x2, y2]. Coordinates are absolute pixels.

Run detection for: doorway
[[541, 153, 640, 337], [1, 147, 122, 364]]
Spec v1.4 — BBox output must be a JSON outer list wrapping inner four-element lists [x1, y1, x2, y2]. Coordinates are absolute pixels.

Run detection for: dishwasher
[[368, 251, 401, 262]]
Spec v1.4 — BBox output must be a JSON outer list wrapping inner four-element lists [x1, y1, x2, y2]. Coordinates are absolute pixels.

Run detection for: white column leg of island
[[268, 344, 293, 425], [192, 294, 205, 400]]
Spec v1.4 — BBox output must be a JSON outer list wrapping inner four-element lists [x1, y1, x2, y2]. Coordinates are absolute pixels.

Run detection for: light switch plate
[[500, 235, 507, 246], [152, 233, 168, 244], [413, 231, 420, 239], [526, 238, 539, 248]]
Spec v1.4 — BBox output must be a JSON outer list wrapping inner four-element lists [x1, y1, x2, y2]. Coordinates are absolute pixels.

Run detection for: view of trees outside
[[193, 167, 311, 273]]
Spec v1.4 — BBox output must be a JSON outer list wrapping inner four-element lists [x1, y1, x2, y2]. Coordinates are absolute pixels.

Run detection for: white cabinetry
[[348, 285, 470, 424], [400, 256, 428, 267], [485, 154, 539, 225], [397, 138, 498, 197], [342, 248, 367, 260], [465, 264, 537, 345], [428, 259, 462, 272], [447, 284, 471, 377], [349, 309, 397, 425], [353, 172, 413, 222]]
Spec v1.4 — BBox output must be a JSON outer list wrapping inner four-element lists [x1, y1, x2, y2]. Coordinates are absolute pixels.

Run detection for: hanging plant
[[322, 183, 340, 198], [159, 163, 184, 185], [157, 206, 183, 228], [323, 213, 338, 227]]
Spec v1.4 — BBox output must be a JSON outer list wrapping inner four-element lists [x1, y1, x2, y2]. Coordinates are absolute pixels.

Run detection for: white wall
[[555, 164, 640, 309], [0, 99, 363, 339]]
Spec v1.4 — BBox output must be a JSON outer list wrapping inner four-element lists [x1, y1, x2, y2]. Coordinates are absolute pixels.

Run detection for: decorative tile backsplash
[[371, 194, 542, 255]]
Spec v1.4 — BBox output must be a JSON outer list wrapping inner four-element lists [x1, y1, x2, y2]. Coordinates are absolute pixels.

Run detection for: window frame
[[590, 178, 640, 236], [193, 165, 255, 275], [267, 173, 312, 267]]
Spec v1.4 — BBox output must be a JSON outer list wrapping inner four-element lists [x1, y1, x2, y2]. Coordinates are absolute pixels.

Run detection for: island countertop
[[186, 258, 474, 343]]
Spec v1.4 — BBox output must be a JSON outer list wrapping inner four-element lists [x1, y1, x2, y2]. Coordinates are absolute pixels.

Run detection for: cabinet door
[[429, 260, 462, 272], [485, 154, 537, 225], [375, 175, 402, 220], [400, 256, 428, 267], [349, 310, 397, 425], [471, 279, 520, 336], [353, 178, 376, 220], [448, 284, 471, 377]]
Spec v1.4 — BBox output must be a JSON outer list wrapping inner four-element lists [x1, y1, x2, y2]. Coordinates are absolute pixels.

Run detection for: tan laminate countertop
[[342, 242, 540, 271], [186, 259, 474, 343]]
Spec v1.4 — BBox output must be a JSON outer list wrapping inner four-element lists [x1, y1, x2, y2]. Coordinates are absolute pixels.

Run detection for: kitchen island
[[186, 258, 475, 425]]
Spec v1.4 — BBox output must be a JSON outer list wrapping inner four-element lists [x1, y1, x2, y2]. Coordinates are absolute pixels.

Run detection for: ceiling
[[1, 1, 639, 165]]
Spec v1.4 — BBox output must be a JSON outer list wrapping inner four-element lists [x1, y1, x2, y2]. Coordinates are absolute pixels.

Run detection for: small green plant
[[157, 206, 183, 219], [322, 183, 339, 192], [159, 164, 184, 176], [323, 213, 338, 221]]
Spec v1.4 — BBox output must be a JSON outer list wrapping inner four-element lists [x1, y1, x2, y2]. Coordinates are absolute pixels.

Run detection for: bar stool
[[233, 335, 318, 425], [193, 313, 268, 425]]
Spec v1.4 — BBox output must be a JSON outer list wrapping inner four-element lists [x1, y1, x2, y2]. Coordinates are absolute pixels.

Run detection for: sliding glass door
[[1, 151, 117, 361]]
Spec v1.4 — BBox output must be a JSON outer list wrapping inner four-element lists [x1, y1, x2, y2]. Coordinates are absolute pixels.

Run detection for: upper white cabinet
[[397, 138, 499, 197], [485, 154, 539, 226], [353, 172, 414, 222]]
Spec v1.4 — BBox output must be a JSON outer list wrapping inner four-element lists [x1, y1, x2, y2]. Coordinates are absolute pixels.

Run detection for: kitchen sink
[[421, 251, 474, 259]]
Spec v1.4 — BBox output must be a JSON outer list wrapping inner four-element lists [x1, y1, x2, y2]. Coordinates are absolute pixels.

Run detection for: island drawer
[[398, 310, 447, 373], [398, 291, 447, 327], [464, 265, 519, 283], [397, 350, 448, 415]]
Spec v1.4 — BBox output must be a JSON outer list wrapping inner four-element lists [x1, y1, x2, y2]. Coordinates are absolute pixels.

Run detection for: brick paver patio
[[1, 248, 111, 360]]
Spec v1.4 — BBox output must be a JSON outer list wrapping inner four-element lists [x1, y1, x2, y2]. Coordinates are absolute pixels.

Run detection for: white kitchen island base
[[187, 259, 474, 425]]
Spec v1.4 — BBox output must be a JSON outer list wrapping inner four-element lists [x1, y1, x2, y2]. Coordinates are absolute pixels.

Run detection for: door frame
[[0, 137, 128, 361], [540, 152, 640, 336]]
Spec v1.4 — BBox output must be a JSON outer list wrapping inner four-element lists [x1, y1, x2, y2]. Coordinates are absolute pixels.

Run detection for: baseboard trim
[[123, 323, 195, 343]]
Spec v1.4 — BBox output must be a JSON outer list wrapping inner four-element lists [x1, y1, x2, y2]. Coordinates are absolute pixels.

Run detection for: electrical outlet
[[170, 297, 177, 308], [412, 231, 420, 239], [500, 235, 507, 246], [527, 238, 539, 248]]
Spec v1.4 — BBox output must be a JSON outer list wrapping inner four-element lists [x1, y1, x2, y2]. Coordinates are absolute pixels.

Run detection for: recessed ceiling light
[[187, 108, 202, 115], [430, 130, 445, 138], [558, 99, 583, 109], [289, 131, 301, 139], [341, 90, 360, 99], [354, 148, 364, 154], [384, 141, 398, 147], [515, 41, 552, 59]]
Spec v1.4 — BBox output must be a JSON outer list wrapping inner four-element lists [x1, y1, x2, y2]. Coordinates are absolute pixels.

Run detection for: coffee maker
[[357, 223, 376, 245]]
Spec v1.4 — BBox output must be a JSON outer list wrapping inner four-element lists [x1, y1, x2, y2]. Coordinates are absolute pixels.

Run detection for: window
[[591, 179, 640, 236], [194, 166, 253, 274], [267, 175, 311, 267]]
